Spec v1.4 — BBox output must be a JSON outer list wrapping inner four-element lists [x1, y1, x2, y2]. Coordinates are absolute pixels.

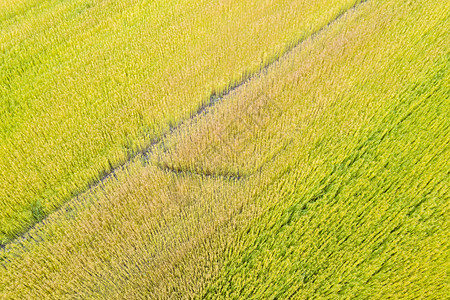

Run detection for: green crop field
[[1, 0, 448, 298]]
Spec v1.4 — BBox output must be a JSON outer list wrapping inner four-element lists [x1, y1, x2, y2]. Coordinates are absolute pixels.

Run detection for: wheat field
[[1, 0, 448, 298], [0, 0, 362, 245]]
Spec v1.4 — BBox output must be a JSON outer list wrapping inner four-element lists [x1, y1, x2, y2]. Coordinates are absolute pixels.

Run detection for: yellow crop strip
[[1, 0, 448, 298], [0, 0, 361, 244]]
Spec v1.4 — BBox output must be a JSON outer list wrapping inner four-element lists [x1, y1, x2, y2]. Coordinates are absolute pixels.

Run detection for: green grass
[[0, 0, 362, 245], [1, 0, 448, 298]]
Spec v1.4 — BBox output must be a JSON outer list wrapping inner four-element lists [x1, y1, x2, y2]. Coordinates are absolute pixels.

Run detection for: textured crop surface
[[0, 0, 362, 244], [1, 0, 449, 298]]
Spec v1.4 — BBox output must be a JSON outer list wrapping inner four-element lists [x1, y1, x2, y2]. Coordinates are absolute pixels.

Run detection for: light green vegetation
[[1, 0, 449, 298], [161, 1, 450, 297], [0, 0, 362, 244]]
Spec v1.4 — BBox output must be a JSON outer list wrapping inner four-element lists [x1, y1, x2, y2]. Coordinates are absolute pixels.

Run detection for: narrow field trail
[[0, 0, 369, 253]]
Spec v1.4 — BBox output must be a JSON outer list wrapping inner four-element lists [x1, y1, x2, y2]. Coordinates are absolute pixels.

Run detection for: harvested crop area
[[1, 0, 448, 298]]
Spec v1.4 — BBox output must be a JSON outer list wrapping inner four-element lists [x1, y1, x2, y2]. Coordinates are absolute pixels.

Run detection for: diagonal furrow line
[[155, 162, 245, 181], [1, 0, 368, 252]]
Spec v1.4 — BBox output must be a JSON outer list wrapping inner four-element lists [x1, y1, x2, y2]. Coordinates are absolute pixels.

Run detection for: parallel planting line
[[1, 0, 368, 253]]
